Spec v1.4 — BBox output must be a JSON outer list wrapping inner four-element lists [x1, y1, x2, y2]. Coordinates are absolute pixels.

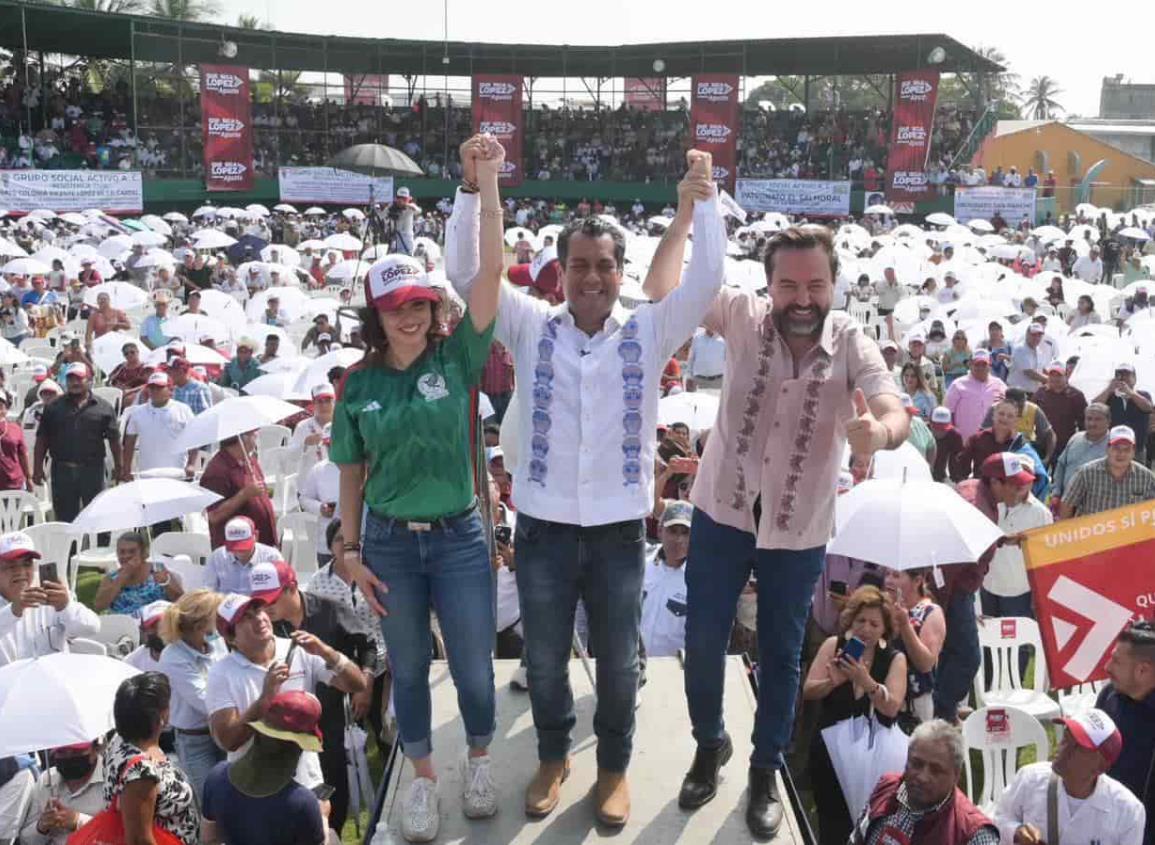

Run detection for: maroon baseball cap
[[249, 690, 323, 752]]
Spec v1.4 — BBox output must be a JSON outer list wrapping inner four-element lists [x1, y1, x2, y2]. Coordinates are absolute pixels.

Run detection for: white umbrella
[[289, 348, 364, 396], [192, 205, 217, 218], [162, 211, 189, 223], [870, 441, 933, 481], [360, 244, 391, 262], [139, 214, 173, 236], [323, 232, 363, 252], [1, 257, 51, 276], [97, 234, 133, 258], [83, 281, 148, 310], [246, 203, 271, 217], [325, 259, 366, 283], [273, 203, 298, 214], [175, 395, 303, 451], [144, 342, 228, 368], [297, 239, 328, 252], [830, 479, 1004, 569], [260, 356, 308, 375], [647, 215, 673, 230], [162, 313, 231, 345], [31, 245, 71, 266], [966, 219, 994, 232], [191, 229, 237, 250], [0, 337, 29, 367], [304, 207, 327, 216], [926, 212, 955, 227], [0, 653, 141, 757], [243, 371, 310, 401], [504, 227, 541, 250], [657, 391, 721, 431], [131, 229, 168, 247], [865, 204, 894, 216], [0, 238, 28, 257], [341, 208, 365, 221], [70, 478, 223, 534], [190, 289, 248, 333], [58, 211, 88, 226], [91, 331, 141, 375], [821, 715, 909, 826], [1118, 226, 1151, 241], [245, 287, 311, 323], [260, 244, 300, 268], [134, 248, 176, 269]]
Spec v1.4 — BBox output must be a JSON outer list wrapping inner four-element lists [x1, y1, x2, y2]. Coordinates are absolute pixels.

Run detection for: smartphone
[[38, 563, 59, 586], [829, 580, 848, 597], [494, 525, 512, 546], [312, 783, 335, 801], [283, 638, 299, 671], [840, 636, 866, 663]]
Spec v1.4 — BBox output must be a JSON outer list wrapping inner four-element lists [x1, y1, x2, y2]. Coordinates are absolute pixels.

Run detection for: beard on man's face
[[771, 302, 828, 337]]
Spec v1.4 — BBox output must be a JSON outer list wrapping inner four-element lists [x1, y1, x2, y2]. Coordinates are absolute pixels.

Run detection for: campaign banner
[[954, 186, 1037, 226], [200, 64, 253, 192], [691, 74, 739, 191], [735, 179, 852, 217], [278, 167, 394, 206], [624, 78, 666, 112], [1023, 501, 1155, 689], [472, 74, 523, 187], [884, 70, 940, 211], [0, 170, 142, 214]]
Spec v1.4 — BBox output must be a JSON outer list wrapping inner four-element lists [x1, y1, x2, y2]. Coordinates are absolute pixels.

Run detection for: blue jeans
[[684, 508, 825, 770], [514, 512, 645, 772], [934, 591, 981, 722], [174, 730, 223, 807], [362, 508, 495, 760]]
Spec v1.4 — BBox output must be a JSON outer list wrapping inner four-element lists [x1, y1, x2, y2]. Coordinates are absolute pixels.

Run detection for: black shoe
[[677, 733, 733, 809], [746, 765, 783, 839]]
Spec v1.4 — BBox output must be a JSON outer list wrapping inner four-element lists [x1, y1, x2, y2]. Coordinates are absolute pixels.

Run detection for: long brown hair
[[356, 302, 445, 368]]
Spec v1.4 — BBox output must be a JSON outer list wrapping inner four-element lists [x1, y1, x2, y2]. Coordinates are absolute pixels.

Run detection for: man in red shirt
[[929, 406, 965, 483], [199, 429, 278, 549], [1032, 361, 1087, 463]]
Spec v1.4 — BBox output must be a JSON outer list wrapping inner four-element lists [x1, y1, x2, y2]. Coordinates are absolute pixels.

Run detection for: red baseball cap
[[223, 516, 256, 553], [249, 690, 323, 752], [215, 592, 264, 638], [1054, 708, 1123, 767], [0, 531, 40, 561], [980, 452, 1036, 486], [248, 559, 297, 605]]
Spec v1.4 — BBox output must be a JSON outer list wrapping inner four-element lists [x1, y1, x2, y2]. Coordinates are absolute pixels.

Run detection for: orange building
[[972, 120, 1155, 212]]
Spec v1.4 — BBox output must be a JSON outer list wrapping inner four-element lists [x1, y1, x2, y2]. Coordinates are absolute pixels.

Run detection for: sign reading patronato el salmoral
[[278, 168, 395, 206], [735, 179, 852, 217], [1023, 500, 1155, 689], [0, 170, 143, 214]]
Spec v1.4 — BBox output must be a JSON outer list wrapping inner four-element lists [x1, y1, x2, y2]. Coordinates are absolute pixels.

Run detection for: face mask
[[205, 632, 221, 644], [736, 593, 758, 632], [53, 755, 95, 782]]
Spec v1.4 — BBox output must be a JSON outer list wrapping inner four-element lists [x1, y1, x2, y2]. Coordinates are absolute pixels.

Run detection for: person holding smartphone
[[802, 586, 908, 845], [92, 532, 183, 616]]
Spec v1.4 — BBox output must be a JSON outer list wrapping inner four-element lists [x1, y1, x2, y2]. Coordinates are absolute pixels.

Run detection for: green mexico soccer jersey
[[330, 315, 495, 520]]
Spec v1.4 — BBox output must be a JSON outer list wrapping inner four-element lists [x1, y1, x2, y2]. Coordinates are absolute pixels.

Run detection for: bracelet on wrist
[[480, 209, 504, 219], [461, 179, 479, 193]]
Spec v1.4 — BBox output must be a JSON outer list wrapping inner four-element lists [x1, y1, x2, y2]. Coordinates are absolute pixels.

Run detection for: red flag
[[884, 70, 940, 210], [200, 64, 253, 192], [691, 75, 739, 191], [472, 75, 524, 188]]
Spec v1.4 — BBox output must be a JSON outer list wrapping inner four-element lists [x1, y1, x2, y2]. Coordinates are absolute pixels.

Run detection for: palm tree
[[149, 0, 220, 21], [1021, 76, 1064, 119], [61, 0, 147, 13], [235, 13, 264, 29]]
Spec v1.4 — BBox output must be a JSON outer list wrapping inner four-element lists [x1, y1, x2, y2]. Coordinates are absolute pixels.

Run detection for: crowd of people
[[0, 127, 1152, 845]]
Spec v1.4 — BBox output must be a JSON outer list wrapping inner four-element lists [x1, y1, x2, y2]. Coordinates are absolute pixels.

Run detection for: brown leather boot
[[594, 769, 630, 827], [524, 758, 571, 818]]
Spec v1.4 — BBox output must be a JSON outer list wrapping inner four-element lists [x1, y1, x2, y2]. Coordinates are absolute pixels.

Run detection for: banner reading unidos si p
[[1023, 499, 1155, 689], [954, 187, 1037, 227], [736, 179, 851, 217], [0, 170, 143, 214], [278, 168, 394, 206]]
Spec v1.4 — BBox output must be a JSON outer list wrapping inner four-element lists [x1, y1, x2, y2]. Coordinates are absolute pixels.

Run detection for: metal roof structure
[[0, 1, 1001, 77]]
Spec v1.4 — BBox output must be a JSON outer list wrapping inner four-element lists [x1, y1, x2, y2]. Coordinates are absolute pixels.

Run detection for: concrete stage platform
[[370, 656, 804, 844]]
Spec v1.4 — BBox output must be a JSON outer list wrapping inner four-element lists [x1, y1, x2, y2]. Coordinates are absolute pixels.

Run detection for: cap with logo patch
[[662, 500, 694, 529], [366, 255, 441, 311], [147, 371, 171, 388], [0, 531, 40, 561], [216, 592, 263, 638], [248, 559, 297, 604], [1053, 708, 1123, 767], [139, 599, 172, 628], [930, 406, 952, 425], [980, 452, 1035, 486], [224, 516, 256, 553]]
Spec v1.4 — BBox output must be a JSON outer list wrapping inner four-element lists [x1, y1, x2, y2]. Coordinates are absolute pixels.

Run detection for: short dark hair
[[557, 218, 626, 270], [114, 672, 171, 743], [325, 517, 343, 550], [762, 226, 839, 284], [1004, 388, 1028, 406], [1118, 621, 1155, 663]]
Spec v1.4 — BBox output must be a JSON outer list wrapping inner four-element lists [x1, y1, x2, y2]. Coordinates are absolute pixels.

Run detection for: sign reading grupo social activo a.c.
[[0, 170, 143, 214]]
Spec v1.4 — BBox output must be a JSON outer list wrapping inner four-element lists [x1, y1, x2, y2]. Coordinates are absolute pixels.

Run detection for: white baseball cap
[[249, 559, 296, 604], [365, 255, 440, 311], [147, 371, 171, 388], [1027, 322, 1046, 335], [38, 379, 62, 396], [930, 406, 952, 425], [216, 592, 262, 637], [311, 383, 336, 400], [1054, 708, 1123, 767], [1108, 425, 1136, 446], [0, 531, 40, 561], [138, 599, 172, 628], [224, 516, 256, 553], [396, 187, 411, 199]]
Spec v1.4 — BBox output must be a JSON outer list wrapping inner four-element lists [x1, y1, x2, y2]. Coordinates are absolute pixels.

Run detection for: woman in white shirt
[[157, 589, 227, 805], [1067, 295, 1102, 332]]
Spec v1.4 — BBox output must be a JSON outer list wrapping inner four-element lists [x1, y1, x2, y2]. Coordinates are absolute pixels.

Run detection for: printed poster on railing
[[954, 186, 1037, 226], [691, 74, 739, 191], [278, 168, 394, 206], [736, 179, 851, 217], [472, 75, 523, 187], [884, 70, 940, 212], [1022, 500, 1155, 689], [200, 64, 253, 192], [0, 170, 142, 214]]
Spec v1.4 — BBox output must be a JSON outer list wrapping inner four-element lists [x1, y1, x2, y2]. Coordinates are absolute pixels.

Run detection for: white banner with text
[[735, 179, 852, 217], [953, 186, 1037, 225], [278, 167, 394, 206], [0, 170, 143, 214]]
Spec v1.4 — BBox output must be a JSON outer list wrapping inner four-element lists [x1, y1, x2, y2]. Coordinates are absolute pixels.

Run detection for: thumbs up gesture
[[846, 388, 891, 457]]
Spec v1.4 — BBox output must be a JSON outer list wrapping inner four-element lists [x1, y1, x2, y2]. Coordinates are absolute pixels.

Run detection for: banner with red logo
[[200, 64, 253, 192], [472, 75, 523, 187], [344, 74, 388, 107], [884, 70, 939, 211], [691, 75, 739, 191], [1023, 501, 1155, 689], [624, 78, 666, 112]]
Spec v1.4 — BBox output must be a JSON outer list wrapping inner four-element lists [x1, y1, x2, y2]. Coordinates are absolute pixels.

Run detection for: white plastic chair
[[92, 613, 140, 659], [278, 510, 318, 576], [259, 445, 298, 487], [974, 616, 1060, 721], [150, 531, 212, 566], [68, 638, 108, 656], [0, 490, 44, 533], [23, 521, 75, 569], [21, 341, 55, 361], [962, 704, 1050, 815], [159, 553, 205, 591], [274, 473, 299, 518], [1056, 679, 1106, 719], [256, 424, 291, 454], [92, 386, 123, 416], [69, 529, 128, 591]]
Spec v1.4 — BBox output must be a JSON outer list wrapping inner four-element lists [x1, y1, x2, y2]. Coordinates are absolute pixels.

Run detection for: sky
[[222, 0, 1152, 119]]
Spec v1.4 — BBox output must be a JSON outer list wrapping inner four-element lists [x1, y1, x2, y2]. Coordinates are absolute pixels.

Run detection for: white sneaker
[[510, 665, 528, 691], [401, 777, 440, 843], [462, 753, 498, 819]]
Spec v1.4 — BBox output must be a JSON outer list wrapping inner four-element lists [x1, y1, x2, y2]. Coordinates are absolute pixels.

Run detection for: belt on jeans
[[373, 499, 478, 532], [53, 460, 103, 469], [174, 727, 211, 736]]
